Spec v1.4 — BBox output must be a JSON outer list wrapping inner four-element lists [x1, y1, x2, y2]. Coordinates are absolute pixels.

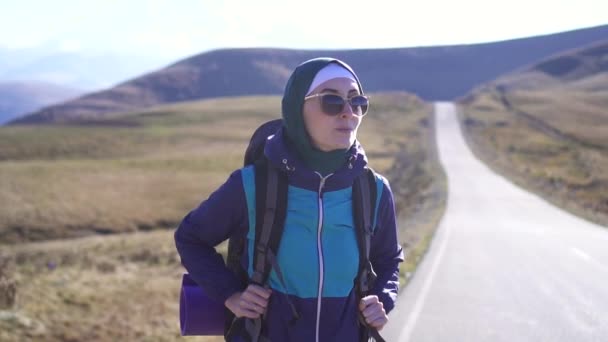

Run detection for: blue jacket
[[174, 128, 404, 341]]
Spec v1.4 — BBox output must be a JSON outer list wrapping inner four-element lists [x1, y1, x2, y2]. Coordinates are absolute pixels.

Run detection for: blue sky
[[1, 0, 607, 61]]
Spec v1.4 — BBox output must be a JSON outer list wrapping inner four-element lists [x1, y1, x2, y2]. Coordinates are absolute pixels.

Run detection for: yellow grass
[[0, 93, 446, 341]]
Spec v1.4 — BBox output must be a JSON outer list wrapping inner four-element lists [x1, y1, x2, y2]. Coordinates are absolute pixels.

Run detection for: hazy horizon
[[1, 0, 607, 90], [2, 0, 607, 59]]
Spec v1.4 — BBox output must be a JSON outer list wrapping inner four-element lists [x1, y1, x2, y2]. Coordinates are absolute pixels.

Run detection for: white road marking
[[398, 215, 452, 341], [571, 247, 608, 274]]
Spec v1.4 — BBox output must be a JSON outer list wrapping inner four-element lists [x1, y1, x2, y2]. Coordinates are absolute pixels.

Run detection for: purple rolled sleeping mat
[[180, 273, 226, 336]]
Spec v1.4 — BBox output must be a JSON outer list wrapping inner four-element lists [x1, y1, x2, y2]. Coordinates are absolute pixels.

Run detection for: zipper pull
[[319, 177, 326, 198], [317, 173, 333, 198]]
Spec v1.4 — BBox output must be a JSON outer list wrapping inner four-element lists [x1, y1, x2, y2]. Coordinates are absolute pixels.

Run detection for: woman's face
[[302, 77, 363, 152]]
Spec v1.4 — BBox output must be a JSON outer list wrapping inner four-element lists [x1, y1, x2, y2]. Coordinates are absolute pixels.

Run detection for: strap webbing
[[251, 164, 279, 284], [354, 169, 385, 342], [245, 159, 294, 341]]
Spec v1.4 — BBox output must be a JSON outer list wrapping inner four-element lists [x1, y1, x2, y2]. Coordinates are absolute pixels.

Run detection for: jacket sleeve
[[174, 169, 249, 304], [369, 176, 404, 314]]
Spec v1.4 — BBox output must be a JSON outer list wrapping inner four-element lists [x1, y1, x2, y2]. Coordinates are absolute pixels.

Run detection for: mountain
[[9, 24, 608, 125], [462, 38, 608, 144], [0, 81, 82, 124], [486, 39, 608, 91]]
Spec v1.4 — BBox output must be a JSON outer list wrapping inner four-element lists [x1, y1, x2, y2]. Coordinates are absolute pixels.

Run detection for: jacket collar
[[264, 127, 369, 192]]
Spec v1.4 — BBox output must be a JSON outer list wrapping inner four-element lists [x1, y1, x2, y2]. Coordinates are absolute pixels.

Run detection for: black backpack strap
[[353, 168, 377, 295], [242, 157, 291, 342], [251, 158, 288, 285], [227, 236, 248, 285], [353, 168, 385, 342]]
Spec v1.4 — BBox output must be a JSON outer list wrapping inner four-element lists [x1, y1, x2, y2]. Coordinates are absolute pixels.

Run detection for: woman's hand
[[359, 295, 388, 330], [225, 284, 272, 319]]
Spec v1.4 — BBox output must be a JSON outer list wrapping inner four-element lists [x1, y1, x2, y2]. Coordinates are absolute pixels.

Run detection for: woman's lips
[[336, 127, 354, 133]]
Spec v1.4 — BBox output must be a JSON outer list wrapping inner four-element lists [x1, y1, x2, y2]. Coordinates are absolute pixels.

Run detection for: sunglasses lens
[[318, 94, 369, 116], [350, 95, 369, 116], [321, 95, 345, 115]]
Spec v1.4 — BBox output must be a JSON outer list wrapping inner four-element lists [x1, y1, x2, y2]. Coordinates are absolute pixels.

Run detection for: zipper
[[315, 172, 332, 342]]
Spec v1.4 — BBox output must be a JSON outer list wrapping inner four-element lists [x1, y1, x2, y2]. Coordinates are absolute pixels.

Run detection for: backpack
[[225, 119, 385, 342]]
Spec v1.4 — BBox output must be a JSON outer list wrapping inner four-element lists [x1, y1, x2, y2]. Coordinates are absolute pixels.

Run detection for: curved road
[[383, 102, 608, 341]]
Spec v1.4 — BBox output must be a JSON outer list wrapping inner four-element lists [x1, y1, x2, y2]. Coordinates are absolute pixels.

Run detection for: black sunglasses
[[304, 93, 369, 116]]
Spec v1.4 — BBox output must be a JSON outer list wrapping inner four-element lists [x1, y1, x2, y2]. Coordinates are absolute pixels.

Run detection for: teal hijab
[[281, 58, 363, 175]]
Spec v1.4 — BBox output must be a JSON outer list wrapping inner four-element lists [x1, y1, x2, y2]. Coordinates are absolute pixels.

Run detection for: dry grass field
[[0, 92, 446, 341]]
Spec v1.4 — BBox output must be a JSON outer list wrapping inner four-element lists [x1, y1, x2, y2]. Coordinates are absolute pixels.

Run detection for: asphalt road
[[382, 102, 608, 342]]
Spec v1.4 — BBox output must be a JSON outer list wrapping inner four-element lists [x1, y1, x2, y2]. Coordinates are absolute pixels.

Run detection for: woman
[[174, 57, 404, 341]]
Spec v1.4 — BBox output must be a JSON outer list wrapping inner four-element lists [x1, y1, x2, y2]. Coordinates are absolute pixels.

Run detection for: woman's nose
[[340, 101, 355, 118]]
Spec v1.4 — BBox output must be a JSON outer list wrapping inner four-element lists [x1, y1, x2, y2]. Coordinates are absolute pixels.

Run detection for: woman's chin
[[334, 140, 354, 150]]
